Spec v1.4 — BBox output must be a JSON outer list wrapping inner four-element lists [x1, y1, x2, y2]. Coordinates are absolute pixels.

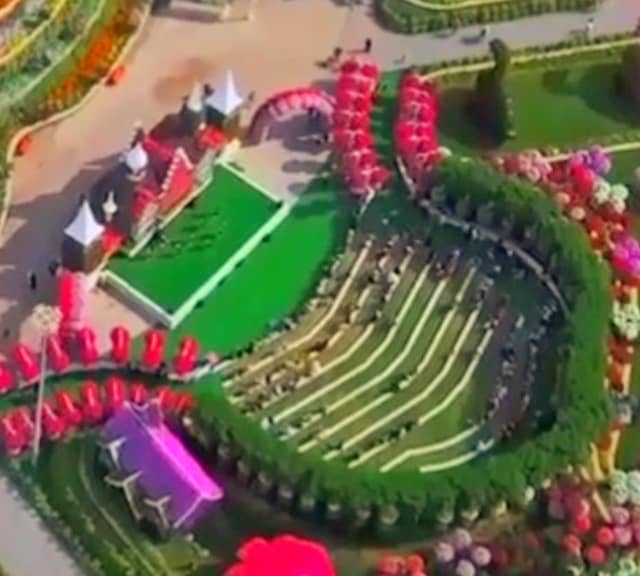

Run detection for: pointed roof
[[205, 70, 244, 116], [123, 142, 149, 173], [186, 83, 204, 113], [64, 199, 104, 247], [100, 400, 224, 530]]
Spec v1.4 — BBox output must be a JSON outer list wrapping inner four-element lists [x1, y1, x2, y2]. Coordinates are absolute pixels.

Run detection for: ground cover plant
[[109, 164, 279, 312]]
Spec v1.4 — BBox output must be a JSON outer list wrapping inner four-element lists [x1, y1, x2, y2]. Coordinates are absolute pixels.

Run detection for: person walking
[[363, 37, 372, 54], [27, 271, 37, 292], [585, 17, 595, 39]]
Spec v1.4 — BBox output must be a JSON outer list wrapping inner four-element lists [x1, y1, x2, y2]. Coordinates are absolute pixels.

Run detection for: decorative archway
[[247, 87, 334, 144]]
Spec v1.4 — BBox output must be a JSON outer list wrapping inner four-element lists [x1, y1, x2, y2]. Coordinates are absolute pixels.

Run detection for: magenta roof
[[101, 400, 223, 530]]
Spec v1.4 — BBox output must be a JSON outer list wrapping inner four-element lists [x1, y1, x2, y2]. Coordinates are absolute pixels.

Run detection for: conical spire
[[64, 197, 104, 246], [205, 70, 243, 115], [124, 142, 148, 174]]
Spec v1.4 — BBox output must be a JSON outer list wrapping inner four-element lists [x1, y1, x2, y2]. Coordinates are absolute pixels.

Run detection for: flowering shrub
[[226, 535, 337, 576], [41, 1, 138, 115]]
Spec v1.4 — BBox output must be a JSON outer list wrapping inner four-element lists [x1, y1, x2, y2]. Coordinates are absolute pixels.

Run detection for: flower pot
[[277, 484, 295, 508], [236, 459, 252, 484], [299, 492, 316, 514], [326, 501, 342, 521], [378, 505, 399, 529], [256, 471, 274, 496]]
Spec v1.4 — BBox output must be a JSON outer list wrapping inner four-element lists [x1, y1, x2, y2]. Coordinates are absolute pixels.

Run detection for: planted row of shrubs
[[191, 156, 612, 538], [377, 0, 598, 34]]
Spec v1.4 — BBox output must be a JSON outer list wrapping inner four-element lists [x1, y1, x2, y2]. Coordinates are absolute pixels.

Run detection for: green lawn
[[165, 176, 353, 357], [609, 149, 639, 185], [109, 165, 278, 312], [437, 61, 640, 155]]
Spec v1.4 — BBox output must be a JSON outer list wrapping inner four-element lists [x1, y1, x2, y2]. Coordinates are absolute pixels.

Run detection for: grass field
[[610, 149, 639, 185], [436, 61, 640, 154], [163, 175, 353, 356], [109, 165, 278, 312]]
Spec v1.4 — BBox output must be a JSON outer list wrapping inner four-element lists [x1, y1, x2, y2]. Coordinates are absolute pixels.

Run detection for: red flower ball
[[585, 545, 606, 566], [562, 534, 582, 556], [596, 526, 615, 547], [573, 514, 592, 534]]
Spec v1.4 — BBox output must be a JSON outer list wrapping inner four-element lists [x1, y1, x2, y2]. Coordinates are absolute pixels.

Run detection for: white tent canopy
[[205, 70, 244, 116], [65, 199, 104, 247]]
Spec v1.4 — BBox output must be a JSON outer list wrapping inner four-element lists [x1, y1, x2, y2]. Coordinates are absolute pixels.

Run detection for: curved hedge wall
[[377, 0, 599, 34], [193, 155, 612, 534]]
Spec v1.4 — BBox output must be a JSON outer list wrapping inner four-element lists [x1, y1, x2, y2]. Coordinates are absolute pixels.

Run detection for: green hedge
[[192, 156, 612, 535], [377, 0, 599, 34]]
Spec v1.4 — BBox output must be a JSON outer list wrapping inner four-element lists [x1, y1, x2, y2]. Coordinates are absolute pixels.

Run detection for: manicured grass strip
[[110, 165, 278, 311], [248, 251, 415, 415], [272, 263, 430, 426], [258, 251, 419, 418], [224, 240, 374, 390], [324, 268, 476, 458], [166, 177, 353, 358], [378, 423, 481, 471], [304, 276, 450, 452], [334, 298, 486, 459]]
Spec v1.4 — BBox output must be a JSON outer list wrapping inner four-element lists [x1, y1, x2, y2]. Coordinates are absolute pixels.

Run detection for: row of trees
[[189, 157, 612, 536]]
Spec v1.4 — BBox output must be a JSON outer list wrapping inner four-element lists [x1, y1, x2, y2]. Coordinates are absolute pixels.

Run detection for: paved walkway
[[0, 471, 83, 576], [0, 1, 637, 574]]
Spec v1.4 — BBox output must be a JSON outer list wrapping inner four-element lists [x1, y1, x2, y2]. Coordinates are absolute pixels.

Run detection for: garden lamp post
[[102, 190, 118, 223], [31, 305, 59, 465]]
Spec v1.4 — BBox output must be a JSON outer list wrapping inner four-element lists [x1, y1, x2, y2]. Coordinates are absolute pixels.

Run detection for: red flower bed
[[394, 71, 442, 188], [331, 59, 391, 199], [226, 535, 337, 576]]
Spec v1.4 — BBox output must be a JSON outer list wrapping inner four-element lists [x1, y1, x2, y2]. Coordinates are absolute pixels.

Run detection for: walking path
[[0, 1, 637, 574], [0, 471, 83, 576]]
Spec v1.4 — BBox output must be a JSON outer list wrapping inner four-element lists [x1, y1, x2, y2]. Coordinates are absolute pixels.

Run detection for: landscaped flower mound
[[394, 71, 443, 187], [225, 535, 337, 576], [545, 476, 640, 572], [331, 58, 391, 198]]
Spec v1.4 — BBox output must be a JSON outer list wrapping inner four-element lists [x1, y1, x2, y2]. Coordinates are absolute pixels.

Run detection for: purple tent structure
[[99, 399, 223, 535]]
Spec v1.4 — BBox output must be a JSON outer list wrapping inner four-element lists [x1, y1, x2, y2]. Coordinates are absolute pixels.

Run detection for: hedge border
[[0, 0, 151, 236], [377, 0, 599, 34]]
